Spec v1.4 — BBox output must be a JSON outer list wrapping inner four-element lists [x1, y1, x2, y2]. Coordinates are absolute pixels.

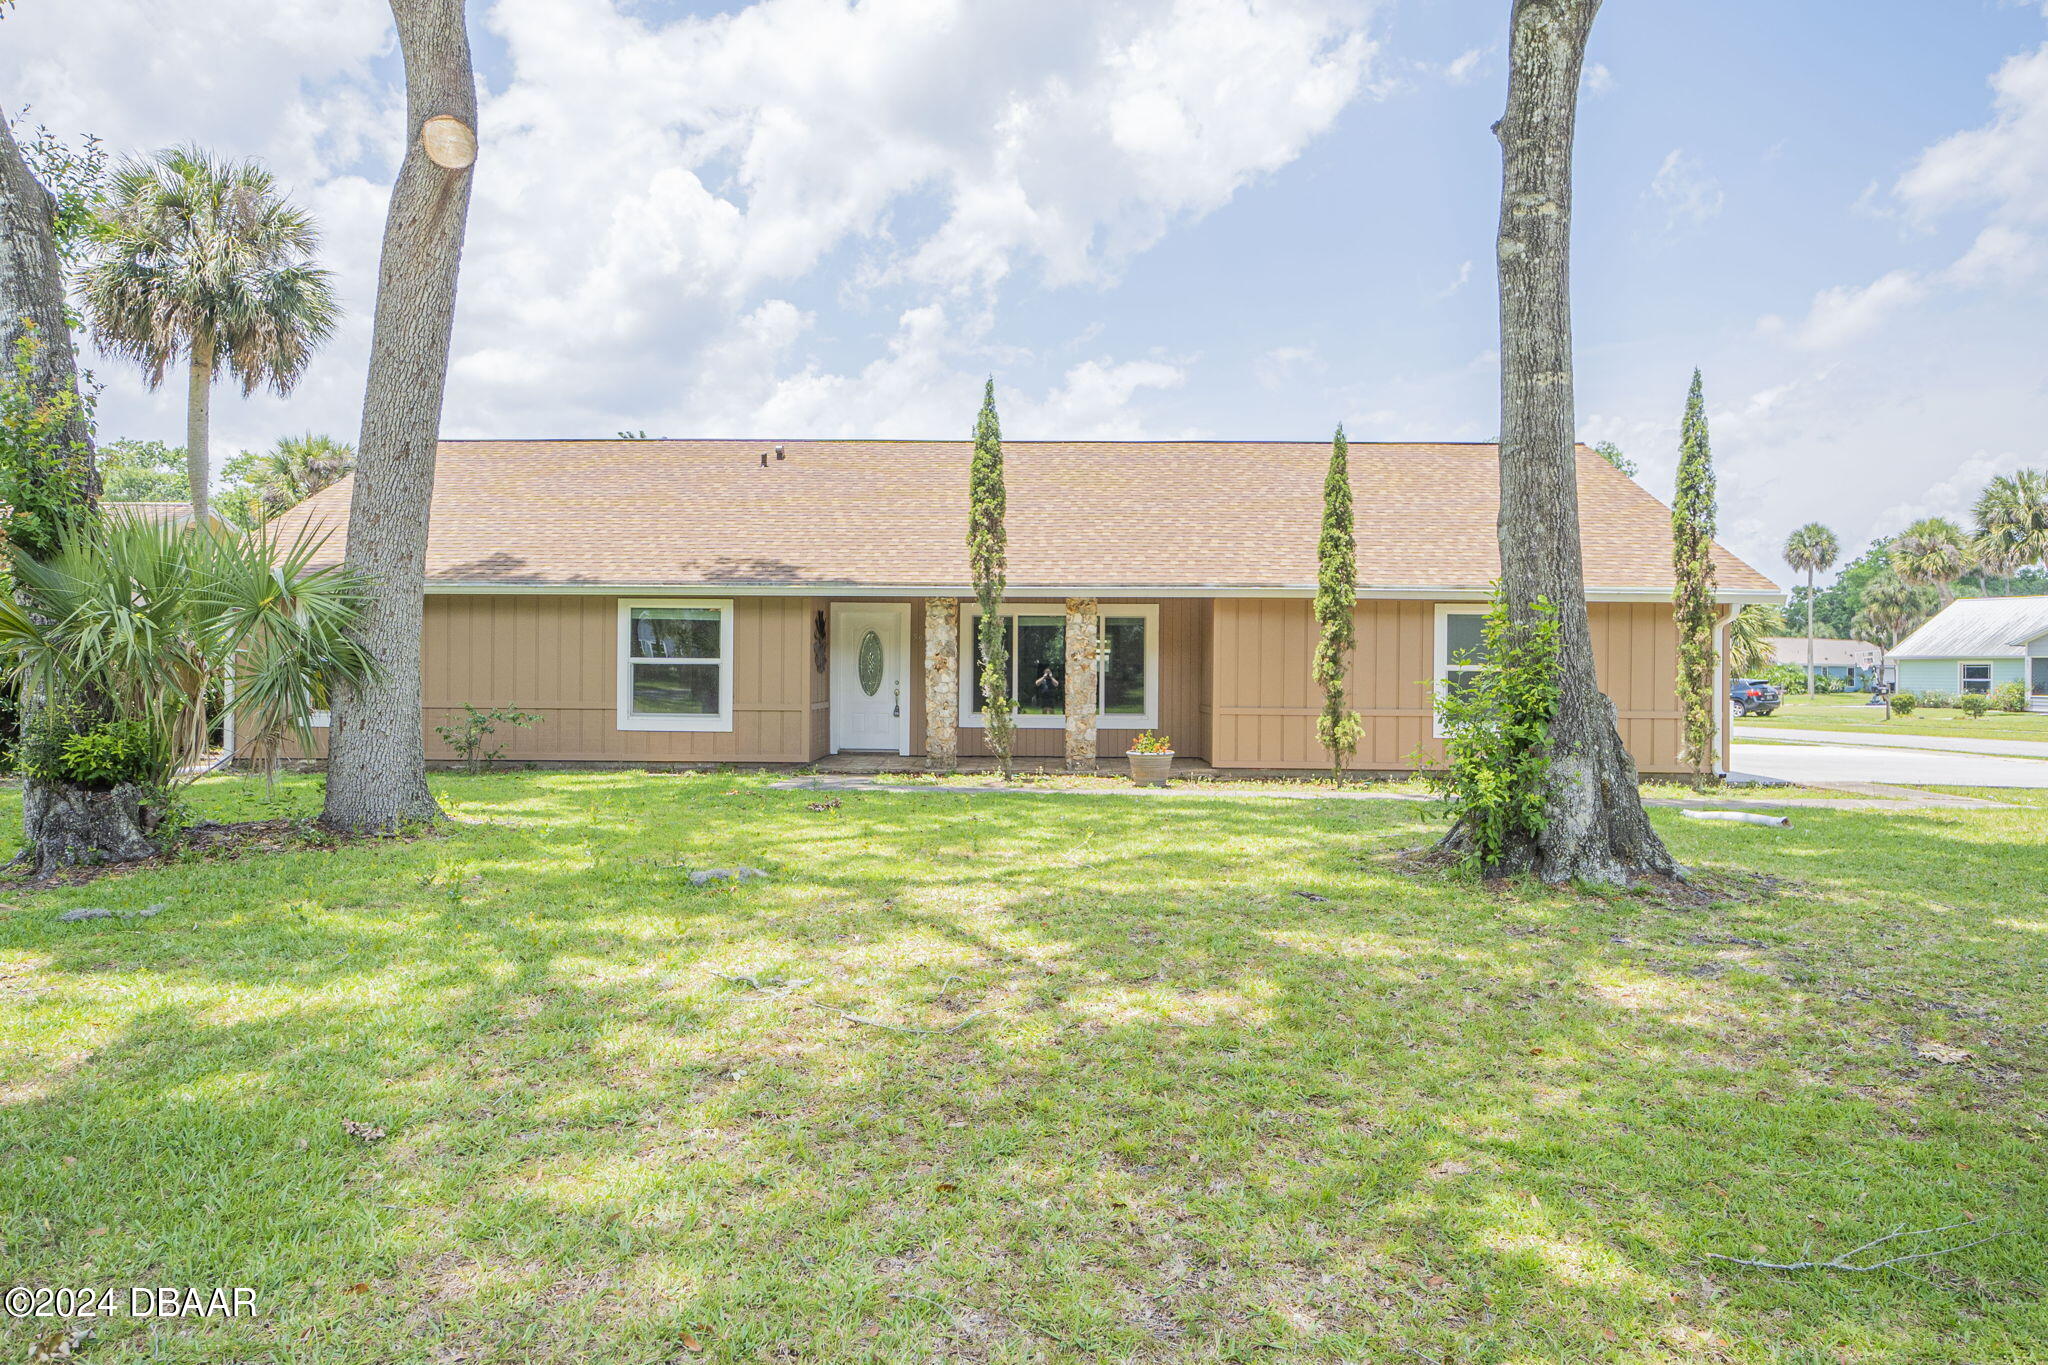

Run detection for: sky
[[6, 0, 2048, 589]]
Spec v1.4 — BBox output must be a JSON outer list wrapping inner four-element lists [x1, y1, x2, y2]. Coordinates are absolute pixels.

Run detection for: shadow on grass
[[0, 773, 2042, 1363]]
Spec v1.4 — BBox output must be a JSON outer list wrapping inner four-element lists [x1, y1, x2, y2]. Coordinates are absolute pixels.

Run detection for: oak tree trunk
[[1451, 0, 1676, 885], [321, 0, 477, 834], [0, 120, 93, 464], [0, 122, 136, 876]]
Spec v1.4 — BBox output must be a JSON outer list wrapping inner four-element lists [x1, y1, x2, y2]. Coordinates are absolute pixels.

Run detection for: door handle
[[893, 678, 901, 718]]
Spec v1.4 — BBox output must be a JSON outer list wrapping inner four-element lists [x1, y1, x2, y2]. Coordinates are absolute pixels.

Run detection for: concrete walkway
[[774, 774, 2007, 811], [1730, 739, 2048, 789], [1734, 724, 2048, 759]]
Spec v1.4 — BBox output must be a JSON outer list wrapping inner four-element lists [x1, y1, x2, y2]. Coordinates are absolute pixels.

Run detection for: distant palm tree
[[1782, 522, 1839, 695], [80, 147, 339, 525], [1854, 573, 1935, 709], [1728, 602, 1786, 677], [1972, 469, 2048, 596], [219, 432, 354, 528], [1892, 516, 1971, 607]]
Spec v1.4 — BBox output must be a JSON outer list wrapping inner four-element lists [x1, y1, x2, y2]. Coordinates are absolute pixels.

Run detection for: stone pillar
[[924, 597, 959, 770], [1064, 597, 1099, 772]]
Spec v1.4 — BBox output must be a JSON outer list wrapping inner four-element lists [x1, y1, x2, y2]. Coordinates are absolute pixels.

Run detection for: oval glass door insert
[[857, 630, 885, 696]]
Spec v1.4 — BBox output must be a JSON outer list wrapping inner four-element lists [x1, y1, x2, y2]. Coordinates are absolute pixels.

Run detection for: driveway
[[1730, 739, 2048, 788]]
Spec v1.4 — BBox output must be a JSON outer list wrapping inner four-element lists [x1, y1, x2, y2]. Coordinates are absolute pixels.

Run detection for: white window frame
[[959, 602, 1160, 730], [1959, 661, 1994, 695], [1433, 604, 1490, 739], [616, 598, 735, 732]]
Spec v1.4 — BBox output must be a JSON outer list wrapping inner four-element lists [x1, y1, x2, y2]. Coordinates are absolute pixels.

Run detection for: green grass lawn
[[1739, 692, 2048, 743], [2, 772, 2043, 1363]]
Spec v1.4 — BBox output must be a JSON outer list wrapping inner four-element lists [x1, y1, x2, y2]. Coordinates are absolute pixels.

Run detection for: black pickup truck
[[1729, 678, 1782, 718]]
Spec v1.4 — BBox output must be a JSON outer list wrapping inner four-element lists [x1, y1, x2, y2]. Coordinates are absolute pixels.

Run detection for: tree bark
[[1455, 0, 1676, 884], [20, 782, 158, 879], [185, 335, 213, 524], [0, 120, 93, 468], [321, 0, 476, 834], [1, 119, 130, 876], [1805, 568, 1816, 694]]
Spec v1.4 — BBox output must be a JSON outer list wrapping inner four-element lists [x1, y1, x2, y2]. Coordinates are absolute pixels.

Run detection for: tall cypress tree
[[1672, 369, 1719, 782], [1313, 424, 1361, 781], [968, 378, 1013, 775]]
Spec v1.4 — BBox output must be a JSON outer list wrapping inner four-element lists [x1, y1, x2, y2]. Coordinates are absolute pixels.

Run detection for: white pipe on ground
[[1681, 810, 1790, 827]]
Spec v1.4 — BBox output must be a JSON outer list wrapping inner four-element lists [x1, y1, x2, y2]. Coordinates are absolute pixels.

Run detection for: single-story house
[[1762, 635, 1880, 688], [1890, 595, 2048, 708], [266, 438, 1780, 774], [104, 500, 197, 525]]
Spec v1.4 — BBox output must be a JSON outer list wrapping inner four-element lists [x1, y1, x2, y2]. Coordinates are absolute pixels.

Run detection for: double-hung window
[[617, 599, 734, 731], [962, 604, 1158, 729], [1433, 605, 1490, 737], [1960, 662, 1993, 695]]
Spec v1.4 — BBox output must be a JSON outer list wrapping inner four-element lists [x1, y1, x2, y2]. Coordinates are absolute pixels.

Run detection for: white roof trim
[[419, 580, 1783, 605]]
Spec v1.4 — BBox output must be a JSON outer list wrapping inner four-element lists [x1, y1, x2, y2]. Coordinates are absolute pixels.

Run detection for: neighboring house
[[103, 500, 196, 525], [1890, 595, 2048, 709], [268, 439, 1780, 774], [1762, 635, 1880, 689]]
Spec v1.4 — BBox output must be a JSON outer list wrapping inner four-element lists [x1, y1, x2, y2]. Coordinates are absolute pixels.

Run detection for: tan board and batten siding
[[308, 592, 1723, 775]]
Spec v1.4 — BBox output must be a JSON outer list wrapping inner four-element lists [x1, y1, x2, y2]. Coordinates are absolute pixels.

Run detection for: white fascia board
[[423, 580, 1785, 605]]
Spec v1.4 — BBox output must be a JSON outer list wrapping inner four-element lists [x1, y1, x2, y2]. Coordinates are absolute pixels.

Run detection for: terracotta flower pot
[[1127, 750, 1174, 787]]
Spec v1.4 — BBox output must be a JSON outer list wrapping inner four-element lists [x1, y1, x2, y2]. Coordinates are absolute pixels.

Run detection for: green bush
[[1990, 680, 2027, 714], [1813, 673, 1838, 695], [1958, 692, 1991, 720], [1423, 592, 1561, 869], [17, 706, 162, 789], [1919, 690, 1954, 709], [1890, 691, 1918, 715], [1757, 663, 1807, 693]]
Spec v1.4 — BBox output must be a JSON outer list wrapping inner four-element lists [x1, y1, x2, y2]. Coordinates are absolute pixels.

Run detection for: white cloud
[[1583, 62, 1615, 96], [1431, 259, 1473, 300], [1647, 148, 1724, 229], [1760, 270, 1927, 351], [1442, 48, 1485, 85], [1253, 345, 1322, 391], [1895, 42, 2048, 224], [3, 0, 1382, 446]]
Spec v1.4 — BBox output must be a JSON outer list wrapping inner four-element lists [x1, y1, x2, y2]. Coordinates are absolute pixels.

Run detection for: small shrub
[[1958, 692, 1991, 719], [434, 704, 542, 773], [1812, 673, 1838, 695], [1890, 691, 1918, 715], [1757, 663, 1807, 692], [1919, 690, 1953, 709], [18, 706, 162, 789], [1423, 592, 1562, 869], [1990, 680, 2027, 714]]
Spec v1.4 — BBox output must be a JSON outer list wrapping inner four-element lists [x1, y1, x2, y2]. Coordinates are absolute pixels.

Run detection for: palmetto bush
[[0, 516, 373, 792]]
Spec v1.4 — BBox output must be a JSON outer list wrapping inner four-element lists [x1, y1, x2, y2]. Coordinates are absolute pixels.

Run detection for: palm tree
[[1892, 516, 1971, 607], [219, 432, 354, 527], [1853, 573, 1935, 714], [1728, 602, 1787, 677], [1782, 522, 1839, 695], [80, 148, 339, 525], [1972, 470, 2048, 595], [0, 516, 372, 791]]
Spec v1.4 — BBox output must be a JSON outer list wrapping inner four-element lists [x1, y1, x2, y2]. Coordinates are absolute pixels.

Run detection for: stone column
[[1064, 598, 1099, 772], [924, 598, 959, 771]]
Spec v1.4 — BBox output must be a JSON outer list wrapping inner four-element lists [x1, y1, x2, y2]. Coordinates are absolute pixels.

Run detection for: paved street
[[1730, 740, 2048, 788], [1733, 724, 2048, 760]]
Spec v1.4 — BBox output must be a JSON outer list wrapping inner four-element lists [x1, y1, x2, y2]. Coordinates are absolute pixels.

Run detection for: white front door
[[831, 604, 909, 753]]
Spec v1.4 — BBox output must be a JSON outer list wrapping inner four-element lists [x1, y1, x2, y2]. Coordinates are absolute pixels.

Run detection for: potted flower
[[1126, 730, 1174, 787]]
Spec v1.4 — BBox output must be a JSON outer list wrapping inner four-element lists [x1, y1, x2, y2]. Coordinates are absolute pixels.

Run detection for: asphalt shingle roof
[[271, 438, 1780, 596]]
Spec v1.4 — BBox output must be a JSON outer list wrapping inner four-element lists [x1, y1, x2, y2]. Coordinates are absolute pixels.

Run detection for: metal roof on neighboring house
[[1890, 595, 2048, 659], [268, 438, 1782, 598], [103, 500, 195, 524], [1762, 636, 1879, 670]]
